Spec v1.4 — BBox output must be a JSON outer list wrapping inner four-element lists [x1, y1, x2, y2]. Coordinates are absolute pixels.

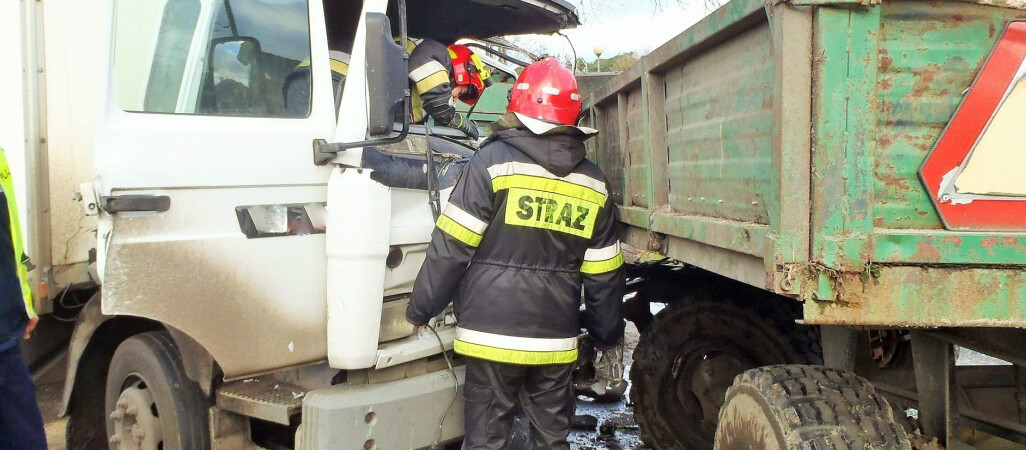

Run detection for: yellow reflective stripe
[[492, 174, 606, 206], [329, 59, 349, 76], [470, 53, 491, 83], [415, 70, 450, 94], [0, 149, 32, 317], [442, 203, 488, 234], [581, 252, 624, 275], [584, 241, 621, 262], [292, 59, 347, 76], [412, 94, 424, 123], [436, 214, 482, 247], [457, 327, 577, 351], [486, 162, 608, 197], [410, 60, 447, 80], [454, 339, 578, 365]]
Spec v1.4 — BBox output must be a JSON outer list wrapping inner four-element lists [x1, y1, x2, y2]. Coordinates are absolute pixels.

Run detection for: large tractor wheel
[[104, 332, 210, 450], [630, 294, 822, 449], [714, 365, 910, 449]]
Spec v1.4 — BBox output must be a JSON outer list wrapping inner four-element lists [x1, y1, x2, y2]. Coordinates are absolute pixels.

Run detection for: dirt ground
[[37, 380, 66, 450], [38, 323, 646, 450], [565, 322, 645, 450]]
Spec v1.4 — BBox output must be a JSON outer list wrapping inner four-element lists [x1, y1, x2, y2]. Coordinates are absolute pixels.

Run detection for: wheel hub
[[673, 349, 755, 434], [109, 380, 164, 450], [869, 329, 909, 368], [694, 353, 752, 427]]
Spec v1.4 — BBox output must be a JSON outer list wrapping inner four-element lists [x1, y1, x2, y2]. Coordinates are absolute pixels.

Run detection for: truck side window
[[114, 0, 202, 112], [113, 0, 312, 118]]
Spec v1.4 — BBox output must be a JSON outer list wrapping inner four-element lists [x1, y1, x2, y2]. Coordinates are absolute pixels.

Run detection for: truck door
[[93, 0, 337, 379], [321, 0, 586, 369]]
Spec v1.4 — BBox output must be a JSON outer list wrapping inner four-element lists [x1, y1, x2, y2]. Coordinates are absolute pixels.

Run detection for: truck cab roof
[[325, 0, 580, 48]]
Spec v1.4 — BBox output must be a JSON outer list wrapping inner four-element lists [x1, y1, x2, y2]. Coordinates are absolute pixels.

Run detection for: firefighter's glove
[[452, 114, 480, 140]]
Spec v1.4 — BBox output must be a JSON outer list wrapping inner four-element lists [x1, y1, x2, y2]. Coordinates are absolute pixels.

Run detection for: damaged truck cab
[[6, 0, 580, 448]]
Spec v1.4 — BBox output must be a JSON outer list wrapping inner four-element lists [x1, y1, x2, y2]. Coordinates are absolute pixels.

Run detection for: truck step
[[215, 377, 307, 425]]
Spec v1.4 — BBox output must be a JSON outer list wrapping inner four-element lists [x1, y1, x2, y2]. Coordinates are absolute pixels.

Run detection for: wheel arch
[[60, 293, 217, 417], [625, 263, 812, 332]]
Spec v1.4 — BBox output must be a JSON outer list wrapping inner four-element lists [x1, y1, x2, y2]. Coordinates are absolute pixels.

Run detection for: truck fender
[[60, 293, 216, 416], [60, 292, 105, 416]]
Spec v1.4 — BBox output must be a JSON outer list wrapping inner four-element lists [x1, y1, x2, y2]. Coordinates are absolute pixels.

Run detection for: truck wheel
[[714, 365, 911, 449], [105, 331, 210, 450], [630, 296, 821, 449]]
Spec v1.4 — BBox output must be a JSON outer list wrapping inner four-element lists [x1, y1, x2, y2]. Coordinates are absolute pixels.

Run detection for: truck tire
[[714, 365, 911, 449], [630, 295, 821, 449], [104, 331, 210, 450]]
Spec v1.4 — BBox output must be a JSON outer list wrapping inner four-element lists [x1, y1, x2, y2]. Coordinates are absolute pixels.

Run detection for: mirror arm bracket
[[312, 96, 412, 167]]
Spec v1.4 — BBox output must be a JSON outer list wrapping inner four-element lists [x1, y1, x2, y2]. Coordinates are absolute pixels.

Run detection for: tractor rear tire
[[714, 365, 911, 450], [630, 292, 821, 449]]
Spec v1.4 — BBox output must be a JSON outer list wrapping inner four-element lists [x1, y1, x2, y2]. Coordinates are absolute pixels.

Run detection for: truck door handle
[[100, 195, 171, 213]]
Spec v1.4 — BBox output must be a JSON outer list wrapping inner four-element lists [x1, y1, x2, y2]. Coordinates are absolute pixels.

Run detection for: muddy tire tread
[[721, 365, 911, 449]]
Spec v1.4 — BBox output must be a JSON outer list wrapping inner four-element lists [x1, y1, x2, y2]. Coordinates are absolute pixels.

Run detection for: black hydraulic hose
[[559, 31, 577, 73], [461, 42, 534, 68], [424, 122, 441, 221], [429, 325, 458, 449]]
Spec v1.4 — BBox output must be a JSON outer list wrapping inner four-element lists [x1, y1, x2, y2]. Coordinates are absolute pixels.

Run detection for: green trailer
[[582, 0, 1026, 448]]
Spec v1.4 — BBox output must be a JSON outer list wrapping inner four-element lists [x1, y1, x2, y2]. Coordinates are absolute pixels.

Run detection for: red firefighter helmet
[[507, 57, 595, 135], [447, 44, 493, 105]]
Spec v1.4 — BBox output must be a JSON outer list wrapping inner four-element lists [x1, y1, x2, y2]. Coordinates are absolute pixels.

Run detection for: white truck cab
[[1, 0, 579, 448]]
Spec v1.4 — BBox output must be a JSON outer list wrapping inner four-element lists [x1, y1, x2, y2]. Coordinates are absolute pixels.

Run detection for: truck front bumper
[[299, 366, 465, 450]]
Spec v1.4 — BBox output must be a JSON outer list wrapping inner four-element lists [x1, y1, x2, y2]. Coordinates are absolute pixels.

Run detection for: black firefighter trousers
[[462, 357, 575, 450]]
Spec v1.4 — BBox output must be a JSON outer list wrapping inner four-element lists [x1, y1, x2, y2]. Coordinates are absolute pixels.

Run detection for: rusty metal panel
[[768, 3, 814, 270], [598, 102, 625, 205], [623, 87, 649, 208], [874, 231, 1026, 265], [663, 22, 775, 224], [802, 0, 1026, 322], [644, 72, 670, 208], [810, 7, 880, 276], [582, 110, 598, 163], [873, 1, 1024, 230], [803, 265, 1026, 327]]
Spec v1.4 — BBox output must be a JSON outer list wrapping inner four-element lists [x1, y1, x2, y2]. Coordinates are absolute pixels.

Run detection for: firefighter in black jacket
[[407, 58, 625, 449], [408, 40, 492, 139]]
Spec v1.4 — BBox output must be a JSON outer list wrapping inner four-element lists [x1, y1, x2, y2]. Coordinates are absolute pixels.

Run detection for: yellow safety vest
[[0, 148, 34, 319], [404, 39, 426, 123]]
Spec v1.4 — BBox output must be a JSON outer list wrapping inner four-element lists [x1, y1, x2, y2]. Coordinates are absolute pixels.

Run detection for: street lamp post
[[594, 46, 604, 72]]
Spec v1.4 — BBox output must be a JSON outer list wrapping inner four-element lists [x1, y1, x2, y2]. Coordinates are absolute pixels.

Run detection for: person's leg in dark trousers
[[0, 344, 48, 450], [519, 363, 574, 450], [463, 357, 527, 450]]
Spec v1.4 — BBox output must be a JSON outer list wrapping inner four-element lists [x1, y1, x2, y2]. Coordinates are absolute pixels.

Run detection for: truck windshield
[[113, 0, 312, 118]]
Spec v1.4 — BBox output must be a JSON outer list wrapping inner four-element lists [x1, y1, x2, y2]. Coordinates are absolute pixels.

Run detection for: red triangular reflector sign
[[920, 21, 1026, 231]]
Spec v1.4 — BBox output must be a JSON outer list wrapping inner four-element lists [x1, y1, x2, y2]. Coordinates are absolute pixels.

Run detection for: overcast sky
[[515, 0, 713, 62]]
